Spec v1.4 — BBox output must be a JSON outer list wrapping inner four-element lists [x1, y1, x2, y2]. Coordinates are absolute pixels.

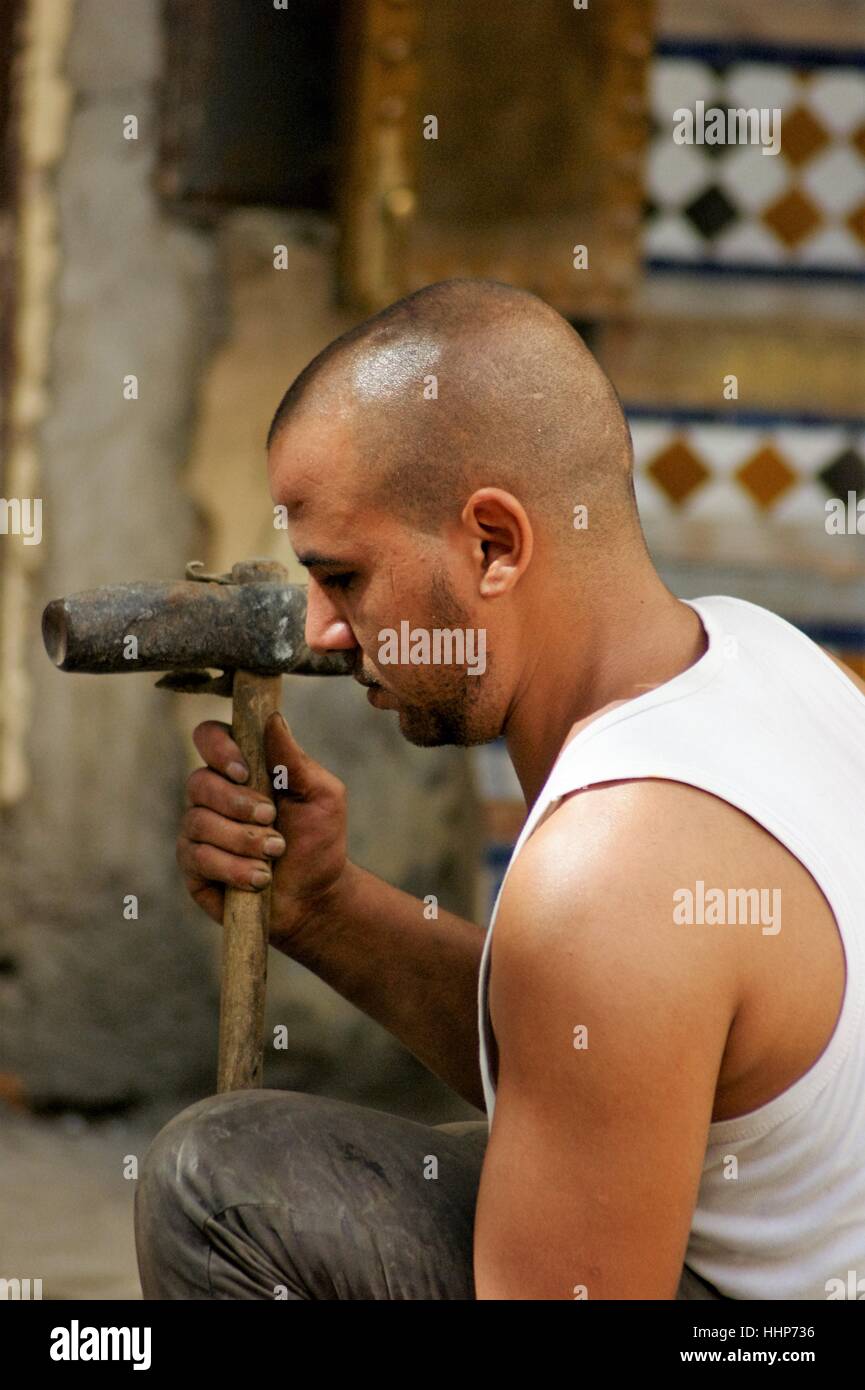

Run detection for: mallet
[[42, 558, 353, 1093]]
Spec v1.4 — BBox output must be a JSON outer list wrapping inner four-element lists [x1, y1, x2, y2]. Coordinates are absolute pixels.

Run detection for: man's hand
[[474, 779, 740, 1300], [176, 712, 349, 944]]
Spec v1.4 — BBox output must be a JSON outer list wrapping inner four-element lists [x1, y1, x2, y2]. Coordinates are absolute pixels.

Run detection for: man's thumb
[[264, 710, 310, 797]]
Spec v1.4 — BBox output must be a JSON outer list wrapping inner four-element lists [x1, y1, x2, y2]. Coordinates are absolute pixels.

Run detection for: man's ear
[[462, 488, 533, 596]]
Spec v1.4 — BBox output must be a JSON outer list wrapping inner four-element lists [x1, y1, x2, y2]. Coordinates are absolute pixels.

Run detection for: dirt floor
[[0, 1071, 479, 1299], [0, 1101, 183, 1299]]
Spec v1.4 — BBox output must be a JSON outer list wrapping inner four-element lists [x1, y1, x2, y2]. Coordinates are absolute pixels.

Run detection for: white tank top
[[477, 595, 865, 1300]]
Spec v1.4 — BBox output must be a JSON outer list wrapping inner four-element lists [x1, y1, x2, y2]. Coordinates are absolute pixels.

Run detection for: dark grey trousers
[[134, 1088, 724, 1300]]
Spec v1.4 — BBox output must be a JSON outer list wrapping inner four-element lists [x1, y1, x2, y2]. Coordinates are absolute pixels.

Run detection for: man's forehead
[[269, 406, 349, 470], [285, 497, 370, 570], [268, 419, 399, 564], [268, 412, 358, 507]]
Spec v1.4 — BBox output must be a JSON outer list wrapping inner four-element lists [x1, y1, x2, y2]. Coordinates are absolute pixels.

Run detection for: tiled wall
[[646, 41, 865, 275], [631, 409, 865, 523], [477, 34, 865, 904], [636, 38, 865, 552]]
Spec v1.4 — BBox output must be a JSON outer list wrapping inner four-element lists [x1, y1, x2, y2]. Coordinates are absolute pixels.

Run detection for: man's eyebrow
[[295, 552, 352, 570]]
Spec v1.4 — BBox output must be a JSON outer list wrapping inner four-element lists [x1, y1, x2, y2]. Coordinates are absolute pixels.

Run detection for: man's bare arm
[[474, 779, 739, 1299], [282, 861, 487, 1109]]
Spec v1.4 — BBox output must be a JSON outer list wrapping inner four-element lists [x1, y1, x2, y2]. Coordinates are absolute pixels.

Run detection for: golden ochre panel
[[338, 0, 655, 318]]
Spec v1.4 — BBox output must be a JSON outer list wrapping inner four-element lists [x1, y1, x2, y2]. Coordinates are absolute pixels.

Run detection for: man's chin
[[393, 704, 469, 748], [400, 708, 507, 749]]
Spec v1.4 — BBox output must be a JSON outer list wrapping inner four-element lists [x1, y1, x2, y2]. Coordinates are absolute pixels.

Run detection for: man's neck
[[504, 583, 709, 807]]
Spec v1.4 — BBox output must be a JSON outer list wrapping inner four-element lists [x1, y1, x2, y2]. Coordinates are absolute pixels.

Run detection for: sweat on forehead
[[267, 279, 531, 445], [348, 336, 444, 403]]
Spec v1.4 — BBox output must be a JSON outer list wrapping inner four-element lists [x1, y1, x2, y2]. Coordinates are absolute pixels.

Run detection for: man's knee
[[134, 1088, 294, 1298], [135, 1089, 485, 1300]]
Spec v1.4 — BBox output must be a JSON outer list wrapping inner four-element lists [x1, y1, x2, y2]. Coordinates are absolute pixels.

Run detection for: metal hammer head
[[42, 559, 355, 691]]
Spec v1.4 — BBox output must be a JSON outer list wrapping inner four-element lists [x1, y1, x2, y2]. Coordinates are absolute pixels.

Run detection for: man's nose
[[304, 582, 357, 654]]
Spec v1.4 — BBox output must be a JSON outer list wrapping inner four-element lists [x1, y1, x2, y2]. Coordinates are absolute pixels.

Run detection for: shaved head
[[267, 278, 643, 558], [265, 278, 672, 757]]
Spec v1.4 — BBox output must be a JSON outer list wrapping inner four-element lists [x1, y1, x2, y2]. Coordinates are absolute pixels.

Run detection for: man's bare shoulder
[[503, 775, 764, 929], [490, 777, 745, 1018], [490, 771, 844, 1122]]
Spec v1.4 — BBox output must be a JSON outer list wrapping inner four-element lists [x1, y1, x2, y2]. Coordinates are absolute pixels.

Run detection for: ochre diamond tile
[[736, 445, 798, 509], [851, 120, 865, 162], [646, 439, 710, 505], [762, 187, 823, 247], [781, 105, 831, 167], [847, 201, 865, 247]]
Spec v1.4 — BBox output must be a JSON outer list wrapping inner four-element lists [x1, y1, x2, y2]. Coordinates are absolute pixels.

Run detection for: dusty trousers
[[134, 1088, 725, 1300]]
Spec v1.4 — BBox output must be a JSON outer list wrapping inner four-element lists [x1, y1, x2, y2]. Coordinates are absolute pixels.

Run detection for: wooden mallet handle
[[217, 669, 282, 1092], [217, 559, 287, 1093]]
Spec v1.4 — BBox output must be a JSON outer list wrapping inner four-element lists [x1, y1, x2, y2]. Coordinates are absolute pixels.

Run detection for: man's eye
[[321, 572, 355, 591]]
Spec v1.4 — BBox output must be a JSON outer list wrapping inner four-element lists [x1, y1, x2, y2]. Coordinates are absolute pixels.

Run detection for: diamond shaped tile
[[712, 219, 782, 263], [702, 122, 736, 160], [775, 426, 849, 477], [853, 119, 865, 162], [647, 439, 710, 505], [847, 201, 865, 246], [780, 105, 831, 167], [648, 140, 711, 206], [644, 211, 704, 258], [719, 142, 789, 214], [800, 224, 863, 266], [684, 184, 739, 239], [651, 58, 719, 119], [736, 445, 798, 509], [808, 70, 865, 136], [818, 447, 865, 498], [726, 63, 798, 112], [803, 145, 865, 215], [762, 187, 822, 247]]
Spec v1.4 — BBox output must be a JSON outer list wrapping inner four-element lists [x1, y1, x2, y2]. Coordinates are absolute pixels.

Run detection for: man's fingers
[[193, 713, 320, 805], [177, 836, 273, 891], [192, 719, 249, 784], [185, 767, 276, 823], [183, 876, 225, 926], [183, 806, 286, 860]]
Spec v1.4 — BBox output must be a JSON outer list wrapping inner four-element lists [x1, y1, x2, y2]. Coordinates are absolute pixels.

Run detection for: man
[[135, 279, 865, 1300]]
